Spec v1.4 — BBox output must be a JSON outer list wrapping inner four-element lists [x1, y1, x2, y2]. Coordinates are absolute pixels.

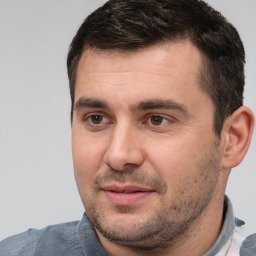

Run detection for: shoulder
[[240, 233, 256, 256], [0, 221, 81, 256], [0, 228, 41, 256]]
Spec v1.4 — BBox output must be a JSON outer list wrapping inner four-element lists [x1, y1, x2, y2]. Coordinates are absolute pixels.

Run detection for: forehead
[[75, 41, 208, 109], [77, 41, 202, 80]]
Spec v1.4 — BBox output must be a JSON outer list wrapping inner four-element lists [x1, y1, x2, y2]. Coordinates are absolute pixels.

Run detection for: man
[[0, 0, 255, 255]]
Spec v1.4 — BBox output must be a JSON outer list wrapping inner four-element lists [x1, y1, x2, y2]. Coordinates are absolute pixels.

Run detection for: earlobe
[[221, 106, 254, 169]]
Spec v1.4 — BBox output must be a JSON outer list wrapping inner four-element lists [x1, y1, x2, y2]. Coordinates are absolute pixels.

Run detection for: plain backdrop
[[0, 0, 255, 241]]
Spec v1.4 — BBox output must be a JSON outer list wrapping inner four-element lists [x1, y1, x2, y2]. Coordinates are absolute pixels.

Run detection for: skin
[[71, 41, 253, 256]]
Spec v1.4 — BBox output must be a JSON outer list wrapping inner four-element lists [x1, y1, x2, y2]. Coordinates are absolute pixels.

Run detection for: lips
[[102, 184, 154, 205]]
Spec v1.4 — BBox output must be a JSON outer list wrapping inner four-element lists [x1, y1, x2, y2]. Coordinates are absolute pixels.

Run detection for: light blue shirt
[[0, 196, 255, 256]]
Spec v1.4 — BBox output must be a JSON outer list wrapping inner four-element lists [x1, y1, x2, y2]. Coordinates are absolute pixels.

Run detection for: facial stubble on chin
[[80, 141, 221, 252]]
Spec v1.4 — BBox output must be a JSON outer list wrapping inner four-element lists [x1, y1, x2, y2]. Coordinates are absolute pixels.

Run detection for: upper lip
[[102, 184, 154, 193]]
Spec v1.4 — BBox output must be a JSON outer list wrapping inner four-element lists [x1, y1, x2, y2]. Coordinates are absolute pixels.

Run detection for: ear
[[221, 106, 254, 169]]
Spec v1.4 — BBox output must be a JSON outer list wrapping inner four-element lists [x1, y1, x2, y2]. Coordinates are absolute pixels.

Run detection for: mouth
[[102, 184, 154, 205]]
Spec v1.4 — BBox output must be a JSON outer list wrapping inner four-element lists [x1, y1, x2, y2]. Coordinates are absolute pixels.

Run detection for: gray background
[[0, 0, 255, 241]]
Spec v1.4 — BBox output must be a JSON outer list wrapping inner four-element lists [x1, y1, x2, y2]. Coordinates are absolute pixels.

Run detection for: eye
[[148, 115, 169, 126], [86, 114, 109, 125], [90, 115, 104, 124]]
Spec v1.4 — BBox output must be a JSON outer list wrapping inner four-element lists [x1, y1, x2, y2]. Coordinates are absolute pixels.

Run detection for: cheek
[[148, 141, 193, 175], [147, 138, 209, 192], [72, 131, 107, 184]]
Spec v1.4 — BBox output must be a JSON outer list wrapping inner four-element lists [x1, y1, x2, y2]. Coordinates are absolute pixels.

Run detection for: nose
[[103, 123, 145, 171]]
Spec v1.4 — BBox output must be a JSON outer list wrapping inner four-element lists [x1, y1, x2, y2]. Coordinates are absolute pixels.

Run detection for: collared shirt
[[0, 196, 255, 256], [205, 196, 256, 256]]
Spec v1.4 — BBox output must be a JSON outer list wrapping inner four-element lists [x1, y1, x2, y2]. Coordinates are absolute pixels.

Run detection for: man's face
[[72, 41, 224, 250]]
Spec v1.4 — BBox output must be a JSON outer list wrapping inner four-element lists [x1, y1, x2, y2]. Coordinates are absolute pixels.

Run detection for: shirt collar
[[204, 195, 237, 255], [78, 213, 113, 256]]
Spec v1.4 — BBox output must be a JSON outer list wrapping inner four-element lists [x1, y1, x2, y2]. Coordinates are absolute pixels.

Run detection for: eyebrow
[[74, 97, 189, 116], [133, 99, 189, 113], [74, 97, 108, 110]]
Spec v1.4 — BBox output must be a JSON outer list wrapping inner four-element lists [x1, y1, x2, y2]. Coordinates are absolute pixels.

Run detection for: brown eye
[[90, 115, 104, 124], [150, 116, 164, 126]]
